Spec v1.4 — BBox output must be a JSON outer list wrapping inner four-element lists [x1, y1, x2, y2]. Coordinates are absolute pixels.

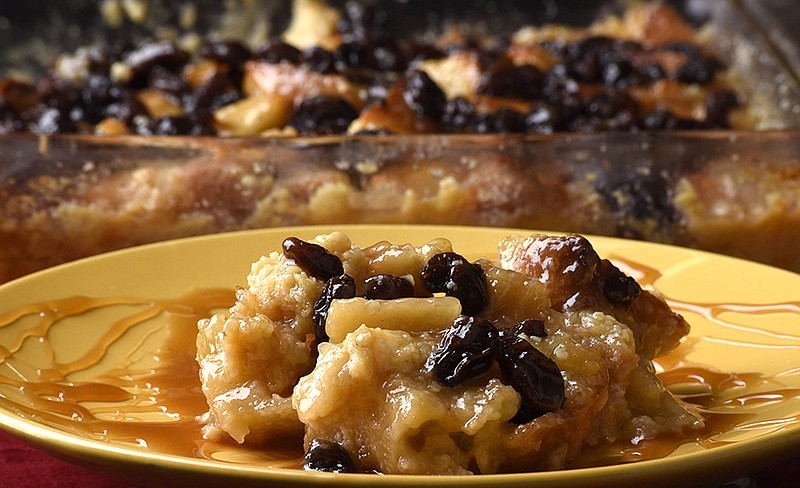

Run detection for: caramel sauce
[[0, 257, 799, 473]]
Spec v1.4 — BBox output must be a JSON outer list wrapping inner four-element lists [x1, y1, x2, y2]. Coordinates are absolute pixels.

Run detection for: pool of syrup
[[0, 259, 798, 473]]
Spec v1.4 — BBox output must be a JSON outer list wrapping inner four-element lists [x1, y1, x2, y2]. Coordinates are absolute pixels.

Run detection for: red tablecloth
[[1, 430, 798, 487], [0, 432, 124, 488]]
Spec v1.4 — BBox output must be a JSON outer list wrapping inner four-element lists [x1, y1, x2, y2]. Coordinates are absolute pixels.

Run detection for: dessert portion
[[0, 1, 759, 137], [196, 231, 702, 474]]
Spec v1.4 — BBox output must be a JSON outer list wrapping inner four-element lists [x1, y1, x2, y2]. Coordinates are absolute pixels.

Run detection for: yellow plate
[[0, 225, 799, 487]]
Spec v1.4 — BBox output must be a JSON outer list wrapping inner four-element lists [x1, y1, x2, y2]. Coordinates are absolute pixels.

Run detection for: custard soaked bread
[[196, 231, 701, 474]]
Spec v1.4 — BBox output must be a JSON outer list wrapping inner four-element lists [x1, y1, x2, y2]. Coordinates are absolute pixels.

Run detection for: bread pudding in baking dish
[[0, 1, 761, 136], [196, 231, 701, 474]]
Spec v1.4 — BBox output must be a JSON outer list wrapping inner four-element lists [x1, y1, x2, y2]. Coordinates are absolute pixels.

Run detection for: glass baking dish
[[1, 0, 799, 283]]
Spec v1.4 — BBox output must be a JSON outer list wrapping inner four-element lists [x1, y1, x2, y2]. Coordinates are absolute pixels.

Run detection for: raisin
[[185, 72, 241, 113], [498, 336, 565, 424], [601, 260, 642, 307], [148, 65, 190, 98], [288, 96, 358, 136], [705, 89, 739, 128], [22, 104, 76, 134], [593, 166, 678, 233], [334, 41, 370, 70], [301, 47, 337, 74], [674, 57, 721, 84], [197, 39, 253, 71], [0, 98, 22, 133], [313, 274, 357, 344], [427, 316, 499, 387], [442, 96, 476, 132], [122, 41, 189, 87], [105, 98, 148, 124], [564, 36, 617, 82], [337, 1, 387, 43], [420, 252, 488, 316], [37, 77, 81, 114], [363, 274, 414, 300], [255, 39, 302, 64], [663, 42, 724, 85], [303, 439, 356, 473], [640, 108, 680, 131], [513, 318, 547, 338], [369, 40, 406, 72], [525, 103, 561, 134], [583, 91, 639, 131], [477, 63, 544, 100], [402, 69, 446, 121], [141, 115, 213, 136], [282, 237, 344, 281], [473, 108, 526, 134]]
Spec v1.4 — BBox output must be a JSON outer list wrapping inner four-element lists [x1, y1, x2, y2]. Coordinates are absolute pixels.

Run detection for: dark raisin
[[303, 439, 356, 473], [148, 65, 190, 98], [0, 97, 23, 133], [337, 1, 387, 43], [660, 42, 703, 59], [427, 315, 499, 387], [601, 58, 637, 88], [705, 89, 739, 128], [363, 274, 414, 300], [334, 41, 370, 70], [37, 77, 81, 114], [131, 115, 157, 135], [640, 108, 680, 131], [402, 69, 446, 121], [673, 55, 722, 84], [584, 91, 639, 131], [22, 104, 76, 134], [442, 96, 476, 132], [473, 108, 526, 134], [369, 40, 406, 72], [593, 165, 678, 232], [301, 47, 337, 74], [197, 39, 253, 71], [498, 336, 565, 424], [585, 91, 638, 119], [282, 237, 344, 281], [185, 72, 241, 113], [564, 36, 617, 82], [513, 318, 547, 338], [525, 103, 561, 134], [255, 39, 302, 64], [122, 41, 189, 87], [639, 62, 666, 83], [601, 260, 642, 307], [542, 64, 579, 102], [155, 115, 193, 135], [477, 63, 544, 100], [288, 96, 358, 135], [313, 274, 357, 344], [420, 252, 488, 316], [105, 97, 148, 124]]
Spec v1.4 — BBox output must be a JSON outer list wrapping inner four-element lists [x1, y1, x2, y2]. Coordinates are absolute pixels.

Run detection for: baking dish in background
[[1, 0, 799, 284], [2, 131, 799, 284]]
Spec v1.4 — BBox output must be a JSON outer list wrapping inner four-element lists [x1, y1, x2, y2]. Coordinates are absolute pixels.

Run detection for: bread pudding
[[0, 1, 763, 136], [196, 231, 702, 474], [1, 0, 798, 285]]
